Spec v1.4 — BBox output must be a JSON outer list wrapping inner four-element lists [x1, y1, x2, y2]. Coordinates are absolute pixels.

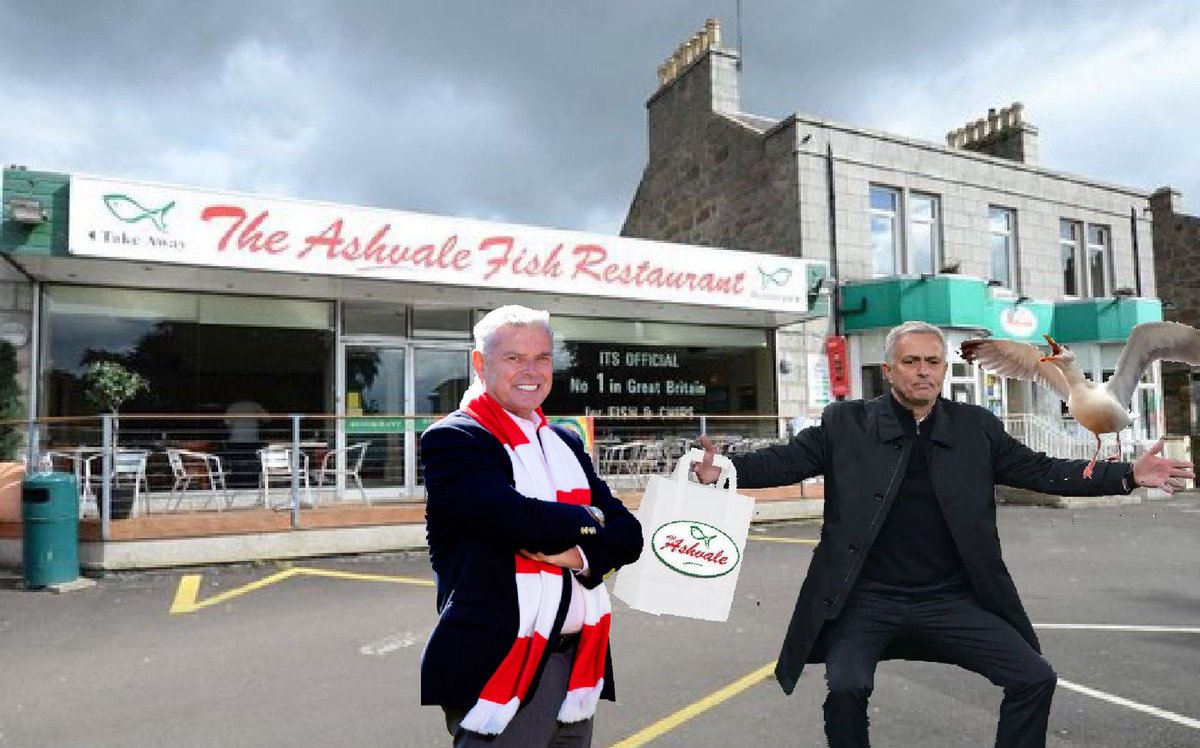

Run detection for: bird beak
[[1040, 334, 1062, 361]]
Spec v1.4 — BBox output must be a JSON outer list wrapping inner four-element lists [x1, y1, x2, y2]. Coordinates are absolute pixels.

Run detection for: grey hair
[[472, 305, 553, 355], [883, 321, 947, 364], [460, 306, 553, 409]]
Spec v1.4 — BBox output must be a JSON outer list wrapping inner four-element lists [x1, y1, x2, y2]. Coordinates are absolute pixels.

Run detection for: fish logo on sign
[[757, 265, 792, 290], [651, 520, 741, 578], [103, 194, 176, 233]]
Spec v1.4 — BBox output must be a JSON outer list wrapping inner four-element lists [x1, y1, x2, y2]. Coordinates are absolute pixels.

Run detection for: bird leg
[[1083, 434, 1101, 479], [1108, 432, 1124, 462]]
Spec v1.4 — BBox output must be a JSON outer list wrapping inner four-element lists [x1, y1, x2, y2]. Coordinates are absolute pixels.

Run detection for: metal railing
[[999, 412, 1154, 462], [10, 408, 1151, 541]]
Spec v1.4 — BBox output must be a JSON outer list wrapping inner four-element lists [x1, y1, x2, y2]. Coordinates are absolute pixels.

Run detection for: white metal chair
[[313, 441, 370, 504], [257, 445, 310, 509], [83, 449, 150, 517], [165, 447, 230, 511]]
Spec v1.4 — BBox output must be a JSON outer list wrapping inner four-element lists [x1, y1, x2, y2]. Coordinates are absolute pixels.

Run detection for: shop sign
[[825, 335, 850, 397], [998, 306, 1038, 338], [806, 353, 831, 408], [549, 342, 721, 418], [345, 416, 434, 434], [67, 175, 819, 315]]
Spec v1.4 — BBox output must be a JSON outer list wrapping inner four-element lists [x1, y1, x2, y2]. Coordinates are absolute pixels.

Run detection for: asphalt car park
[[2, 497, 1198, 747]]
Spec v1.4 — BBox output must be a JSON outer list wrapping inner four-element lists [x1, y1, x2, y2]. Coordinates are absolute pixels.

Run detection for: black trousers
[[821, 580, 1056, 748], [442, 643, 593, 748]]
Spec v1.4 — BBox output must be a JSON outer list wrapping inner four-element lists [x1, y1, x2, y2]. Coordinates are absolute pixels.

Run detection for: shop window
[[412, 308, 472, 338], [542, 317, 774, 423], [40, 286, 333, 433], [343, 302, 407, 336]]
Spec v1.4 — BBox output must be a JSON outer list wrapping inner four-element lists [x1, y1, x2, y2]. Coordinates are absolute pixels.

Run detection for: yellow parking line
[[296, 567, 435, 586], [751, 535, 818, 545], [169, 566, 433, 615], [170, 568, 301, 614], [609, 662, 776, 748]]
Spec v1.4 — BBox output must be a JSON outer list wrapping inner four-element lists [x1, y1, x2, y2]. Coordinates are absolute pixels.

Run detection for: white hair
[[472, 305, 552, 355], [459, 305, 553, 408], [883, 321, 947, 365]]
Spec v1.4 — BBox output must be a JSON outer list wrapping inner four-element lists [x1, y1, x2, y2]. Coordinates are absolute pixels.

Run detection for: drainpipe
[[1130, 207, 1142, 297], [826, 142, 841, 337]]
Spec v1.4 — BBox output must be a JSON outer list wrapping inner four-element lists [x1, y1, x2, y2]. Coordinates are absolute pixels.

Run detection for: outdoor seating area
[[30, 419, 392, 521], [4, 412, 813, 550]]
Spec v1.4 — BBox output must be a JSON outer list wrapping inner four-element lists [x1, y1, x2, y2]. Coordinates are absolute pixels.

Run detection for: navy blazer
[[420, 410, 643, 709]]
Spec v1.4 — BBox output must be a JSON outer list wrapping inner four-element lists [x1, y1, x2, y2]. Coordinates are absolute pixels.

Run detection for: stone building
[[624, 19, 1165, 448], [1149, 187, 1200, 457]]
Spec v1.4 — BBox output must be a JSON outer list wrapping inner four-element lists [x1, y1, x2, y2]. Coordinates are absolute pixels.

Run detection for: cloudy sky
[[2, 0, 1197, 235]]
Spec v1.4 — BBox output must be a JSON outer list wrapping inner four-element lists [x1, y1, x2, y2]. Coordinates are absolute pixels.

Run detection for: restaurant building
[[623, 20, 1167, 445], [0, 164, 829, 499]]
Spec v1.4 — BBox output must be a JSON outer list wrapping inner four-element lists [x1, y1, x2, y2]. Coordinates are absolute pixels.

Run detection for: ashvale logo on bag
[[651, 520, 741, 578]]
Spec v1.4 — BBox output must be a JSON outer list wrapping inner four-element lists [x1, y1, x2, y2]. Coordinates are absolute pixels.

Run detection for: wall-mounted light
[[1113, 287, 1137, 298], [986, 279, 1005, 288], [1014, 295, 1031, 305], [6, 197, 46, 224], [918, 272, 935, 282], [940, 260, 962, 274]]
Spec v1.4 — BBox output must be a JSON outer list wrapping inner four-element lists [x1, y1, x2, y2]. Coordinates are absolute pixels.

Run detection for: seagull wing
[[1106, 321, 1200, 409], [959, 338, 1071, 402]]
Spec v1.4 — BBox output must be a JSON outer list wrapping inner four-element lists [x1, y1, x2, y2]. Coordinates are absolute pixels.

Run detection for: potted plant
[[0, 340, 23, 522], [82, 361, 149, 519]]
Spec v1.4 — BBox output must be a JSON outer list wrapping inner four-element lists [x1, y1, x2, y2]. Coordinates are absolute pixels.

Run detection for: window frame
[[1085, 223, 1112, 298], [869, 185, 901, 277], [907, 193, 941, 276], [988, 206, 1018, 289], [1059, 219, 1082, 297]]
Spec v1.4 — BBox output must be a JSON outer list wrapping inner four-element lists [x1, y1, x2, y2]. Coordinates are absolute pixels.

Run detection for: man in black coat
[[693, 320, 1193, 748]]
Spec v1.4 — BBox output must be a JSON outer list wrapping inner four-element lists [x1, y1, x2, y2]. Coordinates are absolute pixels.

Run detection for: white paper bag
[[613, 449, 755, 622]]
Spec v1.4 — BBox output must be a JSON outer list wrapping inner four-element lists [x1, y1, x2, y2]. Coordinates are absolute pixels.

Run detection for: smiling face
[[882, 331, 948, 417], [473, 324, 554, 420]]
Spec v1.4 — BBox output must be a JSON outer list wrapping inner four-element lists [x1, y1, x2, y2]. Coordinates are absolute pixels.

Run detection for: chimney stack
[[656, 18, 726, 89], [945, 102, 1039, 164]]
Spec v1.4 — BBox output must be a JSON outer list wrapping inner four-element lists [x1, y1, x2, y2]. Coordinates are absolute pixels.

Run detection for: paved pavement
[[2, 496, 1199, 747]]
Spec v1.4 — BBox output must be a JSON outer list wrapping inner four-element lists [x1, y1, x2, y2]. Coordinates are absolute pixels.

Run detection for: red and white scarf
[[459, 392, 612, 735]]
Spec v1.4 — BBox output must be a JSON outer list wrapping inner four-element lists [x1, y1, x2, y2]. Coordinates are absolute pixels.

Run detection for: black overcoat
[[730, 395, 1131, 695]]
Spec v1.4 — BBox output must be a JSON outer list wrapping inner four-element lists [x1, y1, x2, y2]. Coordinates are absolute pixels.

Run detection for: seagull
[[960, 321, 1200, 478]]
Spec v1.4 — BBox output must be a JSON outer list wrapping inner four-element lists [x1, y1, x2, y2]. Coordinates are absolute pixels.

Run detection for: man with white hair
[[694, 320, 1193, 748], [421, 305, 642, 747]]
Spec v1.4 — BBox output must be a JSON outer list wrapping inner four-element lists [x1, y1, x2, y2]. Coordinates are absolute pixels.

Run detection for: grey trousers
[[443, 646, 594, 748]]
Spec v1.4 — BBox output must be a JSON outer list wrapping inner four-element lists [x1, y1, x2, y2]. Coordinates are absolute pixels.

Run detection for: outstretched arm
[[1131, 438, 1195, 494]]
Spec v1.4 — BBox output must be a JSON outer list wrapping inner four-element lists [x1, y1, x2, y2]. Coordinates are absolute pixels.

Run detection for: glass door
[[345, 346, 406, 488], [342, 342, 470, 497]]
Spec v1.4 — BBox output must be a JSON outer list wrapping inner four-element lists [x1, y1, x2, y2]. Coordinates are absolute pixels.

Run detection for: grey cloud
[[1, 0, 1196, 233]]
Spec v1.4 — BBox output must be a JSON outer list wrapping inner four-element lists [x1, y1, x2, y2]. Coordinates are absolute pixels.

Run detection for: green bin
[[22, 472, 80, 588]]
